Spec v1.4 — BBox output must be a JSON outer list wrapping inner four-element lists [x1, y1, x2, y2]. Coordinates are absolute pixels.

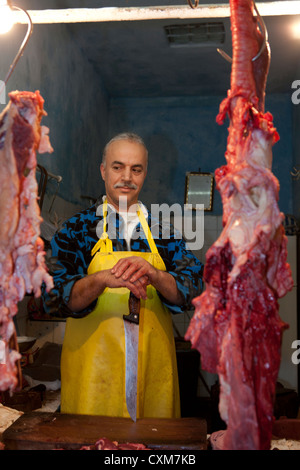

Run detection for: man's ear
[[100, 163, 105, 181]]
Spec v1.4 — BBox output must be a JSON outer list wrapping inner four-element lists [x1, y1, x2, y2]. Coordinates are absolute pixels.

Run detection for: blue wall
[[0, 22, 294, 218], [292, 100, 300, 221], [108, 93, 294, 216], [0, 22, 109, 207], [266, 94, 294, 217]]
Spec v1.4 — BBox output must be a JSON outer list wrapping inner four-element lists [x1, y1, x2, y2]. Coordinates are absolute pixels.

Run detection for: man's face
[[100, 139, 148, 211]]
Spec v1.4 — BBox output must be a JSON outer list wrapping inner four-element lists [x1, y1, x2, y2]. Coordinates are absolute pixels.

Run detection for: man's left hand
[[111, 256, 158, 286], [111, 256, 183, 307]]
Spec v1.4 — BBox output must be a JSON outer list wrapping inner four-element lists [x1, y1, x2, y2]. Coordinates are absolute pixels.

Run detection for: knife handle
[[123, 292, 140, 324]]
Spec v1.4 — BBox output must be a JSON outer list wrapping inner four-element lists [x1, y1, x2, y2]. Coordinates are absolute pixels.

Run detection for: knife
[[123, 292, 140, 422]]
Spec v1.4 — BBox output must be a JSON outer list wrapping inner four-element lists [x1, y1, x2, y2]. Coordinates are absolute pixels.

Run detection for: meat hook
[[37, 164, 48, 210], [0, 3, 33, 98], [187, 0, 199, 9], [36, 165, 62, 212], [252, 2, 268, 61], [290, 167, 300, 180], [217, 1, 268, 64]]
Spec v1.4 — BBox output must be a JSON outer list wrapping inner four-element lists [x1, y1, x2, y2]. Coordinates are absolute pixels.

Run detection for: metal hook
[[216, 48, 232, 63], [187, 0, 199, 9], [0, 5, 33, 98], [217, 1, 268, 64], [290, 167, 300, 180], [252, 2, 268, 61]]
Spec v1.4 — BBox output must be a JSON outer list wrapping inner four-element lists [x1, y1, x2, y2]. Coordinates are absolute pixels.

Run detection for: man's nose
[[122, 167, 131, 181]]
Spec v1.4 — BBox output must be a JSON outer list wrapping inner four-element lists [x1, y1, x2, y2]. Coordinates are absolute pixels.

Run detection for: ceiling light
[[291, 20, 300, 39], [0, 1, 33, 97], [0, 1, 14, 34]]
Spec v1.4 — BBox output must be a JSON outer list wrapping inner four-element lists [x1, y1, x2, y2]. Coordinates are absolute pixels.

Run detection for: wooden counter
[[2, 411, 207, 450]]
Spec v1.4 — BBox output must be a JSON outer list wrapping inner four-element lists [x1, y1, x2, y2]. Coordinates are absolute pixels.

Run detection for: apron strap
[[136, 206, 159, 254], [91, 199, 113, 256], [91, 198, 158, 256]]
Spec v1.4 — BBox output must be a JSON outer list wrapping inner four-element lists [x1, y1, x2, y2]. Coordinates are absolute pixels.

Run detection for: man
[[42, 133, 203, 419]]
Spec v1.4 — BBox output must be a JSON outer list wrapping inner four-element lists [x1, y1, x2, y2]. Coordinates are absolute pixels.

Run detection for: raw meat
[[0, 90, 53, 393], [80, 438, 149, 450], [185, 0, 293, 450]]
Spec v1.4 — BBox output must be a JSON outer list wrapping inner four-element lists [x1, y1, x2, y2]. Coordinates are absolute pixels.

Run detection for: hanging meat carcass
[[185, 0, 294, 450], [0, 91, 53, 393]]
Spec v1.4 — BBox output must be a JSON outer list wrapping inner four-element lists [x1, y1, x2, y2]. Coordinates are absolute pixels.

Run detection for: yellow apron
[[60, 200, 181, 418]]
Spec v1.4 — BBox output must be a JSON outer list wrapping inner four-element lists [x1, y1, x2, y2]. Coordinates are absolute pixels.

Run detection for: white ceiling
[[19, 0, 300, 98]]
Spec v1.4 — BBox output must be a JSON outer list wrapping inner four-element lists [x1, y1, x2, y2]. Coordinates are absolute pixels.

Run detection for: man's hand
[[111, 256, 184, 306], [104, 267, 149, 300], [68, 257, 183, 313], [111, 256, 158, 286], [67, 266, 148, 312]]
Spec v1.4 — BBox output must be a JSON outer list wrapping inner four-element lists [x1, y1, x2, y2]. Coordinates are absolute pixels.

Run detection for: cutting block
[[2, 412, 207, 450]]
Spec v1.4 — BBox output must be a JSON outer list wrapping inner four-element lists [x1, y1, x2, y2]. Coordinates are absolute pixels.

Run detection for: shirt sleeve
[[41, 215, 97, 319], [156, 234, 204, 315]]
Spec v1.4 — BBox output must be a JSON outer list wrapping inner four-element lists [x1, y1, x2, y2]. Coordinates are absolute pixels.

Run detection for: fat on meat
[[0, 90, 53, 393], [185, 0, 294, 450]]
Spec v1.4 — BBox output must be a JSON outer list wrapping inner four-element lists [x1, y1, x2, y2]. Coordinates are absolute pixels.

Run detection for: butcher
[[42, 132, 203, 418]]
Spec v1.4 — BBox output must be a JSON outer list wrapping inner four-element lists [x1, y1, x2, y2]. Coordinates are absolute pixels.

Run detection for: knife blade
[[123, 292, 140, 422]]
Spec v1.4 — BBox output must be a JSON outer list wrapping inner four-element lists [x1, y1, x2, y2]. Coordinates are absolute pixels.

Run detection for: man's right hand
[[67, 268, 149, 313], [103, 269, 149, 300]]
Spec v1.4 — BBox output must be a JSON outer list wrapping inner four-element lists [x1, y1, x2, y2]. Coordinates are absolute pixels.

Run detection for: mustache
[[114, 182, 138, 190]]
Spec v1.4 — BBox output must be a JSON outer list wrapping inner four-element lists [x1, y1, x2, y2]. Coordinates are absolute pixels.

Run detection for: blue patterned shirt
[[42, 199, 204, 318]]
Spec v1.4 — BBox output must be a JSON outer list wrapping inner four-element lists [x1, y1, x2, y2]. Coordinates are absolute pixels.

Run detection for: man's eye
[[113, 165, 121, 170], [133, 168, 142, 174]]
